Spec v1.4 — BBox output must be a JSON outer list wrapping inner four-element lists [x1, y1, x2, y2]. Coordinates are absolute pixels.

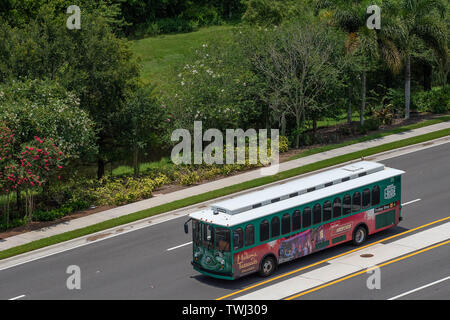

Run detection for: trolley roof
[[212, 161, 384, 215], [188, 161, 404, 227]]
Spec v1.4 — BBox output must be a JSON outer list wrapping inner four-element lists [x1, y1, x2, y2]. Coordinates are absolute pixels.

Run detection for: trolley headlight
[[194, 251, 202, 262]]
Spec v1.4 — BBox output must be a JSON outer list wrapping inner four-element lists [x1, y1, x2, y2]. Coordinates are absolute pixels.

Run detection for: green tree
[[0, 0, 126, 33], [0, 7, 141, 179], [169, 35, 265, 133], [121, 85, 169, 176], [60, 11, 141, 178], [382, 0, 448, 118], [0, 79, 97, 161], [239, 20, 347, 147], [317, 0, 402, 125], [241, 0, 312, 26]]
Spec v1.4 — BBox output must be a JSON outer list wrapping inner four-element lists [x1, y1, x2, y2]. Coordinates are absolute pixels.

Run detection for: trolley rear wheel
[[352, 225, 368, 246]]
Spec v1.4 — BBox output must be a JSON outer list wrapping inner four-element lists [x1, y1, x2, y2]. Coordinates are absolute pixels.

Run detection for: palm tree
[[382, 0, 447, 118], [316, 0, 402, 126], [345, 27, 379, 126]]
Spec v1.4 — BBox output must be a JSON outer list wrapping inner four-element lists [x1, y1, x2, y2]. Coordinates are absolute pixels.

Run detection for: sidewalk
[[1, 120, 449, 251]]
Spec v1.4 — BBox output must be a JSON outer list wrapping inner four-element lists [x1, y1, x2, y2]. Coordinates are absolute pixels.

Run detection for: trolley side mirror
[[184, 218, 192, 234]]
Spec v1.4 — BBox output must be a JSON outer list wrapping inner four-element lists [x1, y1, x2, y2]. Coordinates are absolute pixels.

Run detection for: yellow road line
[[285, 239, 450, 300], [216, 216, 450, 300]]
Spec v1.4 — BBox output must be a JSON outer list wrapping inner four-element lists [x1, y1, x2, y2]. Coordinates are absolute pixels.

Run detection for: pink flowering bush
[[15, 136, 65, 189], [0, 123, 65, 221]]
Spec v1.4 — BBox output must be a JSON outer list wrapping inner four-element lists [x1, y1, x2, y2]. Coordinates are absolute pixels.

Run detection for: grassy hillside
[[130, 25, 363, 129], [131, 25, 234, 89]]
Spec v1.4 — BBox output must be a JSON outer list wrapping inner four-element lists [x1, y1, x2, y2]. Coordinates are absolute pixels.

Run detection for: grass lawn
[[112, 157, 173, 177], [315, 113, 360, 128], [131, 25, 234, 88]]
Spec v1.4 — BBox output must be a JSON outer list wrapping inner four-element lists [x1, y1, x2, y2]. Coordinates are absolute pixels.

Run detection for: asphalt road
[[0, 142, 449, 300], [297, 241, 450, 300]]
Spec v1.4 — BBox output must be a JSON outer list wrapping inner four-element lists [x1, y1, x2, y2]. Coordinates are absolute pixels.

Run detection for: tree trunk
[[133, 148, 139, 177], [295, 115, 301, 149], [405, 54, 411, 119], [361, 70, 366, 126], [280, 112, 286, 137], [97, 158, 105, 180]]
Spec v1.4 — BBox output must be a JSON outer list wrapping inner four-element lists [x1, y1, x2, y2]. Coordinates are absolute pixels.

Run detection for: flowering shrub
[[93, 174, 170, 206], [15, 136, 65, 188], [0, 122, 65, 220], [279, 136, 290, 153], [1, 119, 290, 227], [168, 40, 264, 132], [178, 170, 201, 186], [198, 166, 222, 181]]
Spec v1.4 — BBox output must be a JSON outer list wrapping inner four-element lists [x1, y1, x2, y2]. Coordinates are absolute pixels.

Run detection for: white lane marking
[[235, 222, 450, 300], [0, 213, 190, 272], [402, 199, 421, 206], [388, 276, 450, 300], [167, 241, 192, 251], [0, 199, 422, 270], [8, 294, 25, 300]]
